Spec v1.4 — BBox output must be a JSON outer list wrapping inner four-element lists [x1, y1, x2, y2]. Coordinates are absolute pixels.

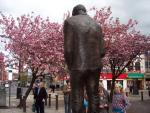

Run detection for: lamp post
[[8, 70, 12, 107]]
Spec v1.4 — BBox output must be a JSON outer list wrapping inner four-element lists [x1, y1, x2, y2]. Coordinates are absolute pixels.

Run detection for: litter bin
[[0, 85, 6, 107], [16, 87, 22, 99]]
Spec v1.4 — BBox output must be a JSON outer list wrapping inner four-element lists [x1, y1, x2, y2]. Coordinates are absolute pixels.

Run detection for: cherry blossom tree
[[1, 7, 149, 107], [93, 7, 150, 100], [0, 13, 65, 111]]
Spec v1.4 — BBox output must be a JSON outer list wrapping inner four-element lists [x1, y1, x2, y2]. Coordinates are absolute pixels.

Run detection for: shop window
[[107, 80, 123, 90]]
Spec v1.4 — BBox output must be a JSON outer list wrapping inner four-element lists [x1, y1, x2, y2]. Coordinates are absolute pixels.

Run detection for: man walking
[[63, 4, 105, 113], [35, 82, 47, 113], [63, 80, 71, 113]]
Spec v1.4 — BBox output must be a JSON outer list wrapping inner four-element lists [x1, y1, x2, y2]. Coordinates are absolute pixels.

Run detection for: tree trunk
[[17, 59, 24, 107], [22, 96, 27, 112], [18, 59, 23, 80], [110, 77, 116, 102], [17, 75, 36, 111]]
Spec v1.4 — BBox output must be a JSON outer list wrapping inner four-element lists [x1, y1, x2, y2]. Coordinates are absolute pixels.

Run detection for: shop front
[[100, 73, 127, 90], [127, 73, 144, 94]]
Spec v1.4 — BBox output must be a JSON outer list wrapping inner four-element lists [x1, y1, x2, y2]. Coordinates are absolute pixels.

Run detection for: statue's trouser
[[70, 69, 100, 113]]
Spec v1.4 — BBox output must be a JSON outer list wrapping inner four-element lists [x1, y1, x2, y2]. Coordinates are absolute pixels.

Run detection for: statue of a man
[[63, 4, 105, 113]]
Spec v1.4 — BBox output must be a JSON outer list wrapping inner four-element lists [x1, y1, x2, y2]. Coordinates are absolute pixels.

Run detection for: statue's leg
[[70, 70, 85, 113], [86, 69, 100, 113]]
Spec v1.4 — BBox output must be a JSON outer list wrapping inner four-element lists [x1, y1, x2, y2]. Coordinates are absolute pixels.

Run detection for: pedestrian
[[51, 83, 55, 93], [99, 83, 110, 113], [63, 80, 71, 113], [125, 86, 129, 97], [129, 84, 133, 94], [63, 4, 105, 113], [32, 83, 39, 112], [83, 91, 88, 113], [35, 82, 47, 113], [112, 83, 130, 113], [33, 83, 39, 99]]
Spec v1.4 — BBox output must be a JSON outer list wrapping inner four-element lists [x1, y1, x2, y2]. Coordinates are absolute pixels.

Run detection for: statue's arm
[[63, 20, 73, 68], [98, 26, 105, 58]]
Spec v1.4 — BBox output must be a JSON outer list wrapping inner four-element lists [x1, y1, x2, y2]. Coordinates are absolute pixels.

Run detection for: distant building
[[144, 51, 150, 89], [100, 54, 146, 91]]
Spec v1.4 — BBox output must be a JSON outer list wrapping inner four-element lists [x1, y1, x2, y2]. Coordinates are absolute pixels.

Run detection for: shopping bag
[[32, 103, 36, 112]]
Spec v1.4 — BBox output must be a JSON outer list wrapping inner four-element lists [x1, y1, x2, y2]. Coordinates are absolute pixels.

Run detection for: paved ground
[[0, 90, 150, 113], [126, 99, 150, 113], [125, 94, 150, 113], [0, 91, 65, 113]]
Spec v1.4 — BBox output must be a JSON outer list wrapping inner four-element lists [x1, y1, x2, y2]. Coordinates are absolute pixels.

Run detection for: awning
[[100, 73, 127, 79], [127, 73, 144, 78]]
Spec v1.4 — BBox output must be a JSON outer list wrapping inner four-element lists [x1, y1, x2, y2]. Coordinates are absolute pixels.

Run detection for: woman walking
[[112, 83, 130, 113]]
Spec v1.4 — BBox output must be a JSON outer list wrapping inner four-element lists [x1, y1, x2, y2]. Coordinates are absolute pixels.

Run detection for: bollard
[[141, 91, 143, 101], [49, 94, 51, 107], [55, 94, 58, 110], [9, 81, 11, 107]]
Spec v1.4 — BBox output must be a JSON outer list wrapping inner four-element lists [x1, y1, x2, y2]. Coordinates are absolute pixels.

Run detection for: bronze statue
[[63, 4, 105, 113]]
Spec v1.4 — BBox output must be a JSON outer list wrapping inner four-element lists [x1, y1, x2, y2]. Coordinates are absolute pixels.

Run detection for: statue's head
[[72, 4, 87, 16]]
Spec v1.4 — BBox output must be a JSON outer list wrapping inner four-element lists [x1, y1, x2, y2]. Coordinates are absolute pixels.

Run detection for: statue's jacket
[[64, 14, 105, 71]]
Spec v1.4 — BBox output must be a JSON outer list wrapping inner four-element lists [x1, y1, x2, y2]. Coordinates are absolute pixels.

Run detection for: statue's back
[[65, 14, 103, 70]]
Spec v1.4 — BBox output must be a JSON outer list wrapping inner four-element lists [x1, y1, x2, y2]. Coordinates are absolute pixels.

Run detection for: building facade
[[144, 51, 150, 89]]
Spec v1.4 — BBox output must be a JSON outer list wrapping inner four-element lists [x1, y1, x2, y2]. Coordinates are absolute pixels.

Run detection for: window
[[127, 63, 134, 71], [145, 61, 150, 72], [135, 62, 141, 71], [145, 51, 150, 56], [145, 51, 150, 72]]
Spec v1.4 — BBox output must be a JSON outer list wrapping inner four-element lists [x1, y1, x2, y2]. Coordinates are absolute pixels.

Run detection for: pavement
[[0, 90, 150, 113], [0, 90, 65, 113], [126, 99, 150, 113], [126, 93, 150, 113]]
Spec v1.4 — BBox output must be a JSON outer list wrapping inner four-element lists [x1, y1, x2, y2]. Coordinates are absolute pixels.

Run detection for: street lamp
[[8, 70, 12, 107]]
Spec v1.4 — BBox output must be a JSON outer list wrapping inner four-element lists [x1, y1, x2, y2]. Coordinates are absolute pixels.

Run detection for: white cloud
[[0, 0, 107, 22], [0, 0, 150, 35]]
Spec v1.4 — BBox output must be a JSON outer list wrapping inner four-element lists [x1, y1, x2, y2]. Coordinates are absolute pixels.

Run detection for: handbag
[[32, 103, 36, 112]]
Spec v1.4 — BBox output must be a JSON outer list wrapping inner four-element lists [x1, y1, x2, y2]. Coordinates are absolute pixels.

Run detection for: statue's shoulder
[[65, 16, 78, 22], [65, 15, 98, 27]]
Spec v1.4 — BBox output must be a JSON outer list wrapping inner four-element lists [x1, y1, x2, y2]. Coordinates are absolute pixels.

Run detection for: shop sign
[[128, 73, 144, 78], [100, 73, 127, 79]]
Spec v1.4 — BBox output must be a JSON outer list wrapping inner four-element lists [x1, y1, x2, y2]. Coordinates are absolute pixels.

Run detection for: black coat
[[33, 87, 38, 99], [36, 87, 47, 103], [63, 14, 105, 71]]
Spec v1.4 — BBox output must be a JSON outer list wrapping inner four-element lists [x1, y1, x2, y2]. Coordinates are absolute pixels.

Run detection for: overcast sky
[[0, 0, 150, 35]]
